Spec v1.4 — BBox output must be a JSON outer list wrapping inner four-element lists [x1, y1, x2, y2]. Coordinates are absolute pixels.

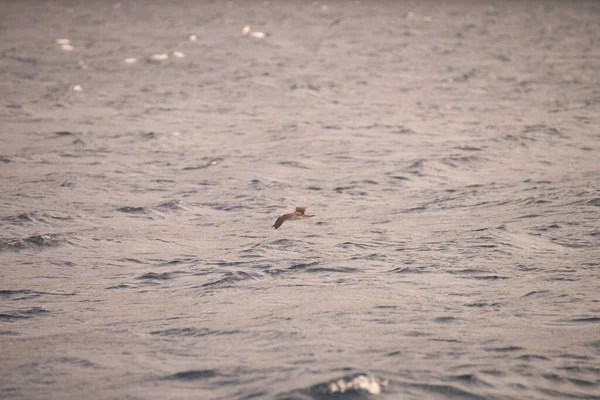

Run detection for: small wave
[[0, 307, 50, 321], [470, 275, 510, 280], [406, 383, 488, 400], [304, 266, 358, 273], [151, 328, 242, 337], [278, 161, 309, 169], [454, 145, 482, 151], [444, 373, 493, 387], [0, 238, 24, 250], [106, 284, 136, 290], [393, 127, 416, 134], [264, 268, 285, 275], [556, 354, 592, 361], [335, 241, 373, 250], [206, 203, 247, 212], [164, 369, 218, 380], [522, 124, 564, 137], [469, 244, 498, 249], [389, 266, 426, 274], [568, 317, 600, 323], [202, 271, 261, 287], [408, 158, 425, 170], [182, 158, 223, 170], [0, 233, 75, 251], [587, 198, 600, 207], [136, 272, 179, 281], [2, 212, 37, 224], [116, 206, 147, 213], [0, 289, 75, 299], [151, 327, 211, 337], [140, 132, 158, 140], [485, 346, 523, 352], [431, 338, 460, 343], [116, 258, 145, 264], [155, 199, 184, 210], [440, 155, 481, 168], [358, 123, 415, 135], [434, 316, 457, 323], [55, 357, 98, 368], [157, 257, 199, 267], [54, 130, 78, 136], [538, 387, 600, 399], [269, 239, 296, 246], [401, 205, 427, 213], [282, 373, 388, 399], [518, 213, 540, 219], [465, 301, 501, 308], [288, 261, 320, 270], [523, 290, 550, 297], [448, 268, 488, 275], [24, 233, 67, 247], [518, 354, 550, 361], [550, 239, 587, 249], [210, 260, 246, 267], [334, 185, 356, 193]]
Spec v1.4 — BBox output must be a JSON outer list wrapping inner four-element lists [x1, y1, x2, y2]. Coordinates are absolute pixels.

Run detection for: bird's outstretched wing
[[273, 213, 292, 229]]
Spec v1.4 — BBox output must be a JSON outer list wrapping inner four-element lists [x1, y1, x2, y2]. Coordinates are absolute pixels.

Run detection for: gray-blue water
[[1, 1, 599, 399]]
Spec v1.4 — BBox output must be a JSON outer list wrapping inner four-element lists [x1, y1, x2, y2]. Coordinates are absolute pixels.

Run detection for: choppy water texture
[[1, 1, 599, 399]]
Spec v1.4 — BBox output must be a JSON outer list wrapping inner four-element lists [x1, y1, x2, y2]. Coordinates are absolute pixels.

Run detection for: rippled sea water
[[1, 1, 599, 399]]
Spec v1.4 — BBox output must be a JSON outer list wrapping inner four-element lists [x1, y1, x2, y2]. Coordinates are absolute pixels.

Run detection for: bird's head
[[295, 204, 312, 214]]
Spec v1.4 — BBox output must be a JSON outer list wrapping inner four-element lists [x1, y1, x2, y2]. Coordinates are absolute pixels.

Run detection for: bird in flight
[[273, 205, 314, 229]]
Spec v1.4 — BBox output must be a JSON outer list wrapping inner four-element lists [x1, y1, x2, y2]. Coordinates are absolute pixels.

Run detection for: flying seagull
[[273, 205, 314, 229]]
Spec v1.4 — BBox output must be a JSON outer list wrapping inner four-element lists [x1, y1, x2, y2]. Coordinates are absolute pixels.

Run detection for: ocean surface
[[1, 1, 599, 399]]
